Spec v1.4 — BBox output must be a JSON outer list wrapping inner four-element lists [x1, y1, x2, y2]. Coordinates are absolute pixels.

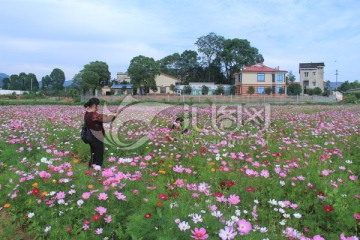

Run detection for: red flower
[[319, 191, 325, 196], [213, 191, 223, 197], [158, 193, 168, 201], [170, 193, 180, 198], [226, 181, 235, 187], [31, 187, 40, 195], [245, 186, 255, 193], [92, 214, 101, 221], [323, 205, 334, 212], [201, 146, 207, 155], [144, 213, 152, 218]]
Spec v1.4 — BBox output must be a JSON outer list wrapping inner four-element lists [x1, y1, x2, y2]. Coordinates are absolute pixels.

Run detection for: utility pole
[[335, 69, 338, 91]]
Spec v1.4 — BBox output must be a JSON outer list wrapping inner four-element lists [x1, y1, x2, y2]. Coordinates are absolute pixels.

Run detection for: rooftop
[[240, 64, 287, 73]]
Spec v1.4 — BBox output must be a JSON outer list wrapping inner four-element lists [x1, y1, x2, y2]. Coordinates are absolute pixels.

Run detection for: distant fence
[[82, 94, 337, 104]]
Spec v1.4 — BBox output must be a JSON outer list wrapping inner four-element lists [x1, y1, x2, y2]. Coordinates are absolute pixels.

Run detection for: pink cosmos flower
[[313, 235, 325, 240], [191, 227, 209, 239], [114, 191, 127, 201], [104, 215, 112, 223], [227, 194, 240, 205], [353, 213, 360, 220], [98, 193, 108, 200], [95, 228, 103, 234], [349, 175, 357, 181], [95, 206, 107, 215], [218, 226, 237, 240], [82, 192, 91, 199], [340, 233, 359, 240], [237, 219, 252, 235], [56, 191, 65, 200], [260, 169, 270, 178]]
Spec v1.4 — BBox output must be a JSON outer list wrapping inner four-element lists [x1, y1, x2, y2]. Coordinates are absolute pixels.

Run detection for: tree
[[83, 61, 111, 87], [177, 50, 201, 84], [170, 84, 176, 93], [127, 55, 160, 95], [215, 85, 225, 95], [183, 85, 192, 95], [338, 81, 352, 92], [312, 87, 322, 95], [158, 53, 181, 77], [50, 68, 65, 92], [286, 71, 296, 84], [26, 73, 39, 91], [41, 75, 52, 91], [230, 85, 236, 95], [247, 86, 255, 95], [195, 32, 225, 82], [278, 87, 285, 95], [2, 77, 10, 89], [81, 70, 100, 94], [287, 83, 302, 95], [264, 87, 272, 95], [9, 74, 21, 90], [201, 85, 209, 95], [219, 38, 264, 83], [324, 80, 331, 90]]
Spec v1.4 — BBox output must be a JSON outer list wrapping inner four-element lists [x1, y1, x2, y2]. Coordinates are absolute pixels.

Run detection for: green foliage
[[201, 85, 209, 95], [169, 84, 176, 93], [264, 87, 272, 95], [287, 82, 302, 96], [278, 87, 285, 95], [247, 86, 255, 95], [83, 61, 111, 87], [183, 85, 192, 95], [214, 85, 224, 95], [286, 71, 296, 83], [50, 68, 66, 92], [127, 55, 160, 95]]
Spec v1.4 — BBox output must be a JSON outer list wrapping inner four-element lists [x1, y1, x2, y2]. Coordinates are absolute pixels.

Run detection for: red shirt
[[84, 111, 115, 136]]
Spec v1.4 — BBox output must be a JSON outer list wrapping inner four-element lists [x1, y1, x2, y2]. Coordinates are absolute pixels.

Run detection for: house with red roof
[[233, 64, 287, 95]]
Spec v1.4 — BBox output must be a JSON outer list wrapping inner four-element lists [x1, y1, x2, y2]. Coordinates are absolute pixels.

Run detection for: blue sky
[[1, 0, 359, 82]]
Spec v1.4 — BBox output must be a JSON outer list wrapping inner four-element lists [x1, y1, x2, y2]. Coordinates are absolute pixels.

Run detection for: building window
[[160, 87, 166, 93], [239, 74, 242, 83], [276, 74, 283, 82], [257, 73, 265, 81], [313, 72, 316, 76], [304, 72, 309, 77], [276, 86, 282, 93], [257, 86, 265, 94], [303, 80, 309, 86]]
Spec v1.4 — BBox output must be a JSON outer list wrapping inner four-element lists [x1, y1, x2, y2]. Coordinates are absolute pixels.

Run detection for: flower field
[[0, 104, 359, 240]]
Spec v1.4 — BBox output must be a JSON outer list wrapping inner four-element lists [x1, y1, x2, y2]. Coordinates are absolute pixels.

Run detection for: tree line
[[2, 32, 359, 96]]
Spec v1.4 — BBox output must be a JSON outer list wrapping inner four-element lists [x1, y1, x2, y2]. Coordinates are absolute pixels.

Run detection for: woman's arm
[[91, 112, 116, 123]]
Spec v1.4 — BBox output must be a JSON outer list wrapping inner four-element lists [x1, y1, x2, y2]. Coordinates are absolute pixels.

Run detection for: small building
[[332, 90, 344, 101], [111, 84, 134, 95], [233, 64, 287, 95], [299, 62, 325, 94], [115, 72, 180, 95], [176, 82, 231, 95], [150, 73, 180, 94]]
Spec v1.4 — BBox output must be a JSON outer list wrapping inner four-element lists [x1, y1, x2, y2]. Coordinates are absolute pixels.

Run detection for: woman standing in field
[[83, 98, 116, 169]]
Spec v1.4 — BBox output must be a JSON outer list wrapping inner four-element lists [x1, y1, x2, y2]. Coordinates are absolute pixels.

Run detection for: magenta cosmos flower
[[237, 219, 252, 235], [191, 227, 209, 239]]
